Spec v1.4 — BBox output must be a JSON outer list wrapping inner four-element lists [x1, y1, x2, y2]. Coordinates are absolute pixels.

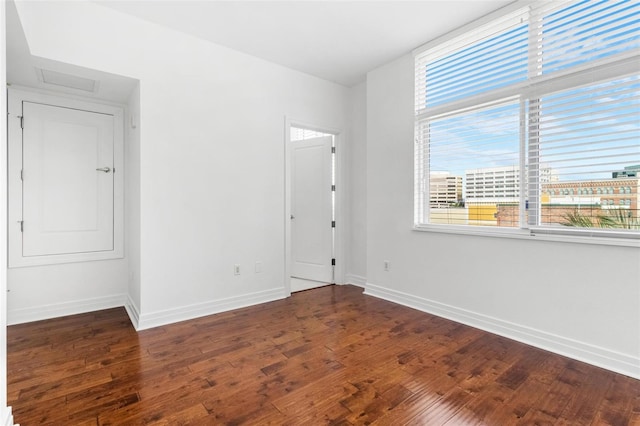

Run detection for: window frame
[[413, 0, 640, 247]]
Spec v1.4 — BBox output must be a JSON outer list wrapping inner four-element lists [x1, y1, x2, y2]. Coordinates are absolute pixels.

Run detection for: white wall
[[126, 83, 141, 323], [346, 82, 367, 286], [0, 0, 13, 422], [365, 54, 640, 379], [14, 1, 350, 329], [8, 261, 128, 324]]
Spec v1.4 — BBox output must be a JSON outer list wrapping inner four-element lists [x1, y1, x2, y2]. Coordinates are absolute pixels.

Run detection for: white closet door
[[22, 102, 115, 256]]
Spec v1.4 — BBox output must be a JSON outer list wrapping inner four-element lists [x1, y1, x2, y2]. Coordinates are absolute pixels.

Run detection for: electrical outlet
[[255, 261, 262, 273], [384, 260, 390, 271], [234, 264, 241, 275]]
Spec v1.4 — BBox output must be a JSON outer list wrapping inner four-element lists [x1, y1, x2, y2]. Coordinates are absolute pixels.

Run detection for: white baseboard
[[136, 287, 287, 330], [7, 294, 127, 325], [124, 295, 140, 330], [1, 406, 15, 426], [365, 283, 640, 380], [345, 274, 366, 288], [6, 287, 289, 331]]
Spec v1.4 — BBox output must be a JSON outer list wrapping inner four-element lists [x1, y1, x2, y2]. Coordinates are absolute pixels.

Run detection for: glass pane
[[424, 24, 528, 108], [542, 0, 640, 74], [536, 76, 640, 230], [425, 100, 521, 227]]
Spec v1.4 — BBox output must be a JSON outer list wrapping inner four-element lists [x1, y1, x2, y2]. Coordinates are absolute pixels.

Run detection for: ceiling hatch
[[38, 68, 99, 93]]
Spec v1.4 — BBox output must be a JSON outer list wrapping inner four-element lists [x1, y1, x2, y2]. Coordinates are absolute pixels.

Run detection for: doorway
[[288, 125, 337, 292]]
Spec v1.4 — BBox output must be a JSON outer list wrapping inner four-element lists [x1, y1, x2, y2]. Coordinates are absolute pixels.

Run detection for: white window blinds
[[537, 0, 640, 74], [415, 7, 530, 115], [414, 0, 640, 237]]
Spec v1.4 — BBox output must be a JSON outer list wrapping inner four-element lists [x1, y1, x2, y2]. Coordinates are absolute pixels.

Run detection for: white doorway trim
[[284, 116, 345, 296]]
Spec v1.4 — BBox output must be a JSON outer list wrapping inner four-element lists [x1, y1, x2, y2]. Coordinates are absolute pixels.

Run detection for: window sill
[[413, 224, 640, 248]]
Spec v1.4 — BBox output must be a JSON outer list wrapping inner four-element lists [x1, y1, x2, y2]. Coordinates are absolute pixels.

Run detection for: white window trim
[[414, 224, 640, 248], [413, 0, 640, 245], [7, 86, 125, 267]]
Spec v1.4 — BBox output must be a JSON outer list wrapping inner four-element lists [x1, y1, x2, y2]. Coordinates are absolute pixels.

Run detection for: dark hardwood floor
[[7, 285, 640, 425]]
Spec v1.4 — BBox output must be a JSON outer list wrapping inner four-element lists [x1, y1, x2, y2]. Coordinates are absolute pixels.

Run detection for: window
[[415, 0, 640, 240]]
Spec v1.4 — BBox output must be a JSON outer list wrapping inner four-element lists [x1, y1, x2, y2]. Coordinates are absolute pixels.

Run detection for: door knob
[[290, 215, 295, 219], [96, 167, 111, 173]]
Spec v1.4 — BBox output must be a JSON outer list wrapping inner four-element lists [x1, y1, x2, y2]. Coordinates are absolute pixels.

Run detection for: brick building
[[496, 177, 640, 227]]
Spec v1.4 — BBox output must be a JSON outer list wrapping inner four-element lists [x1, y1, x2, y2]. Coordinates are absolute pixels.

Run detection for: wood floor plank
[[403, 386, 476, 425], [592, 375, 638, 426], [7, 284, 639, 425], [271, 369, 359, 416], [15, 368, 114, 403]]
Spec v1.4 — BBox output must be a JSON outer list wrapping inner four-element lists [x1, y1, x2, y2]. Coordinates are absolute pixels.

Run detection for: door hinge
[[331, 220, 336, 228], [20, 169, 23, 181], [331, 185, 336, 192], [19, 116, 24, 129], [331, 146, 335, 154], [19, 221, 23, 232], [331, 258, 336, 266]]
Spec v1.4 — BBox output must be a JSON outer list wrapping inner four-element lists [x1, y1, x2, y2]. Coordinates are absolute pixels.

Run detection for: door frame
[[284, 116, 345, 295], [7, 86, 125, 267]]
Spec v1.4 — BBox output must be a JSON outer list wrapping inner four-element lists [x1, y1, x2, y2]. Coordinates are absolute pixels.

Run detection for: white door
[[291, 136, 333, 289], [22, 102, 115, 256]]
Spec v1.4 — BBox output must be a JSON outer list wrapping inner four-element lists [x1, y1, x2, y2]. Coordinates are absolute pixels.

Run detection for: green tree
[[562, 209, 640, 230]]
